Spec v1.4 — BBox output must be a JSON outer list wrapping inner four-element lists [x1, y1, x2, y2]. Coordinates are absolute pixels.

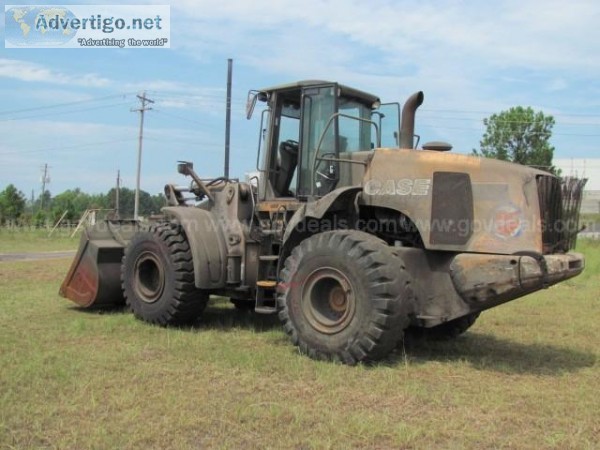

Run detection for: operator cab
[[247, 80, 401, 201]]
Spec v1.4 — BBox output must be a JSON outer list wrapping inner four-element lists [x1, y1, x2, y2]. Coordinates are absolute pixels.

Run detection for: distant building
[[552, 159, 598, 214], [581, 190, 600, 214], [554, 158, 600, 191]]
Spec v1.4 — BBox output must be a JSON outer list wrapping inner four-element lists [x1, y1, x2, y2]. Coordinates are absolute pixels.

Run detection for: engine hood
[[361, 149, 547, 254]]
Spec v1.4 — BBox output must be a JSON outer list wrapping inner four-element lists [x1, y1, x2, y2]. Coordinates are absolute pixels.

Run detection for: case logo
[[364, 178, 431, 196]]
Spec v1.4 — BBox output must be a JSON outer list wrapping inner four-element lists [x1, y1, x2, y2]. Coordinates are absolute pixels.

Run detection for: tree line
[[472, 106, 559, 174], [0, 185, 166, 226]]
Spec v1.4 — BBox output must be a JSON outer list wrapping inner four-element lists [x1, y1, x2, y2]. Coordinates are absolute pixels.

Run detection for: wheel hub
[[301, 267, 355, 334], [329, 286, 348, 312], [134, 252, 165, 303]]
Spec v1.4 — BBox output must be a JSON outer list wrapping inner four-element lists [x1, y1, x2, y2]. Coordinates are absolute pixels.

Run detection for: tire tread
[[122, 222, 207, 326]]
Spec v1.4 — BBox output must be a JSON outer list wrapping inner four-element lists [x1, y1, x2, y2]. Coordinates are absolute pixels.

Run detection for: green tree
[[51, 188, 95, 222], [149, 192, 166, 215], [32, 210, 48, 227], [105, 187, 165, 218], [473, 106, 559, 174], [0, 184, 27, 224], [36, 189, 52, 212]]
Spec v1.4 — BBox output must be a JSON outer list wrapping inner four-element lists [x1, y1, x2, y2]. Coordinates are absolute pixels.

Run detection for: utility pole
[[224, 58, 233, 179], [131, 91, 153, 220], [40, 163, 50, 210], [115, 169, 121, 219]]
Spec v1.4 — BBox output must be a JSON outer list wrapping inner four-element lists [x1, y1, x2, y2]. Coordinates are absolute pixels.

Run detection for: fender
[[162, 206, 227, 289], [281, 186, 362, 263]]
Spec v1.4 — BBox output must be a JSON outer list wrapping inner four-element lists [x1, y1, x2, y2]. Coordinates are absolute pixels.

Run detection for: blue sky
[[1, 0, 600, 199]]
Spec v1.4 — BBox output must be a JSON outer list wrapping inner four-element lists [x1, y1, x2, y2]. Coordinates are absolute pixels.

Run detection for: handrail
[[310, 112, 379, 196], [255, 109, 270, 172]]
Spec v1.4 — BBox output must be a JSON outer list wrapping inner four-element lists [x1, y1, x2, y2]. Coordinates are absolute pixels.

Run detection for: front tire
[[278, 230, 414, 364], [122, 222, 207, 326]]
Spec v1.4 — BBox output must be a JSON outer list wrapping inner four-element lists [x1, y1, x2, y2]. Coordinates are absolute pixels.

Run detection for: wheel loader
[[60, 80, 585, 365]]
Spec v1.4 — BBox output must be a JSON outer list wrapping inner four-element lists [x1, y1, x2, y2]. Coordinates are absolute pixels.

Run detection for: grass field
[[0, 235, 598, 449], [0, 228, 79, 253]]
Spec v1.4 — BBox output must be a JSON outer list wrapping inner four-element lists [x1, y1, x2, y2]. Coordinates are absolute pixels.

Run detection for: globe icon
[[6, 6, 77, 46]]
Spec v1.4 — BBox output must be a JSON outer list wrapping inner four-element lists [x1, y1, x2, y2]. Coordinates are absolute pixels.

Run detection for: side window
[[373, 102, 401, 148], [271, 98, 300, 197], [278, 114, 300, 147]]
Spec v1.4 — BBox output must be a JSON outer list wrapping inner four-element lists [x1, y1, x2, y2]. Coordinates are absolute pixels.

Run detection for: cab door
[[297, 84, 338, 198]]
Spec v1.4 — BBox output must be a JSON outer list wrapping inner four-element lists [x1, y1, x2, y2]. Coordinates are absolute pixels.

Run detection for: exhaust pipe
[[399, 91, 424, 149]]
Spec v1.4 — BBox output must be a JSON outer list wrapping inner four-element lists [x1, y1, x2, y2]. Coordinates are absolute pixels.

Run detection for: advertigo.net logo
[[5, 5, 170, 48]]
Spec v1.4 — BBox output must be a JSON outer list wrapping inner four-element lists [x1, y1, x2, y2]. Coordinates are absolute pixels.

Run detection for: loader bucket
[[59, 220, 140, 308]]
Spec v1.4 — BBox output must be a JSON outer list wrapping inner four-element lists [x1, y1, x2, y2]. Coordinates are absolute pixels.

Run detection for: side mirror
[[246, 90, 269, 119], [177, 161, 193, 175], [176, 161, 214, 203], [246, 90, 259, 119]]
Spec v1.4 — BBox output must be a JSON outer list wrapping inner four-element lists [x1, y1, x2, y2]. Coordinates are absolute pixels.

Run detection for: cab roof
[[258, 80, 380, 107]]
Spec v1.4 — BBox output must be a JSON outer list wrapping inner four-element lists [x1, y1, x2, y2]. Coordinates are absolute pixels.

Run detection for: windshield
[[298, 88, 378, 197], [338, 97, 373, 153]]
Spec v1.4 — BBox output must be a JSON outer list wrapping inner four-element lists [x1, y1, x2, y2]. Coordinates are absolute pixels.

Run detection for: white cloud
[[0, 88, 96, 104], [0, 58, 222, 99], [167, 0, 600, 73], [161, 0, 600, 118], [0, 58, 111, 87], [158, 0, 600, 159]]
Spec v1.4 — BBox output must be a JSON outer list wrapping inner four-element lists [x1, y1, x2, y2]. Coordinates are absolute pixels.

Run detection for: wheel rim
[[134, 251, 165, 303], [301, 267, 355, 334]]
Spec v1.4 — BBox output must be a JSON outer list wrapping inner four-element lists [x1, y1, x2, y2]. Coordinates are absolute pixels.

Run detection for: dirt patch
[[0, 251, 75, 262]]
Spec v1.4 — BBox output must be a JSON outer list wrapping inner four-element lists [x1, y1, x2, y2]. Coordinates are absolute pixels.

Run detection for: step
[[256, 280, 277, 288], [261, 229, 281, 236], [254, 305, 277, 314], [259, 255, 279, 262]]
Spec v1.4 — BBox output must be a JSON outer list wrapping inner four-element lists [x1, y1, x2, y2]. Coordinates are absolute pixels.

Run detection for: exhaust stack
[[399, 91, 424, 149]]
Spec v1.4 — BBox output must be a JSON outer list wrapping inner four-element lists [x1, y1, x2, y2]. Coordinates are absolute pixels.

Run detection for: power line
[[418, 123, 600, 137], [0, 137, 136, 157], [0, 102, 133, 122], [1, 88, 597, 120], [419, 107, 600, 118], [151, 91, 229, 99], [419, 115, 600, 126], [144, 136, 222, 148], [151, 94, 246, 108], [0, 93, 134, 116], [0, 135, 221, 158], [152, 109, 208, 126], [153, 92, 245, 102]]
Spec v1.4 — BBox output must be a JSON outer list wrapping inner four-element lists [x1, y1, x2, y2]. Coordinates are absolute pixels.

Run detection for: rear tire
[[122, 222, 207, 326], [278, 230, 414, 365]]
